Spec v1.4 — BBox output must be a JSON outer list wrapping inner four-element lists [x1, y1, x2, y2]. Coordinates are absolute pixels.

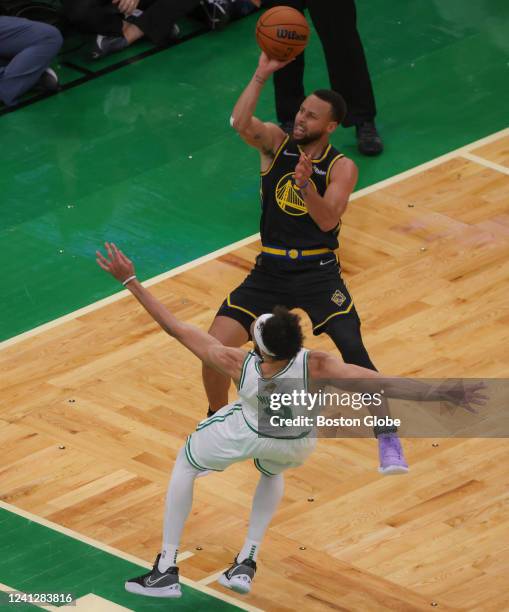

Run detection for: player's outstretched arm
[[231, 52, 288, 158], [96, 243, 246, 383], [308, 351, 487, 412]]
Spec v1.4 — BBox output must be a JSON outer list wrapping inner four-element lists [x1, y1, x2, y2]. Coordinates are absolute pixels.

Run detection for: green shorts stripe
[[196, 405, 242, 430], [185, 435, 221, 472], [254, 458, 276, 476]]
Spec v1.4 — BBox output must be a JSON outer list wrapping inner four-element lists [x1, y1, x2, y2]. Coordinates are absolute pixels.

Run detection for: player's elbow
[[230, 115, 247, 134]]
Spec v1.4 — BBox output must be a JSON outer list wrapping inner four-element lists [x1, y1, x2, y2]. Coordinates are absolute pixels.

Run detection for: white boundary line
[[0, 501, 263, 612], [199, 568, 230, 585], [461, 152, 509, 176], [0, 126, 507, 353]]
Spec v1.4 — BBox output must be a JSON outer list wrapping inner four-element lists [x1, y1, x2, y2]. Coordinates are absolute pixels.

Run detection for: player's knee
[[325, 317, 377, 370]]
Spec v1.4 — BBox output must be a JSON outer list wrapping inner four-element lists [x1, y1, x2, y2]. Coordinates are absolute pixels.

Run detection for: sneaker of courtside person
[[35, 68, 59, 93], [218, 557, 256, 594], [91, 34, 129, 59], [378, 433, 409, 475], [125, 554, 181, 598]]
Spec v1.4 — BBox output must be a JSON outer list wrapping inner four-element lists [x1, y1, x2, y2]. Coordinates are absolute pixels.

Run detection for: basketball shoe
[[125, 554, 181, 598], [218, 557, 256, 594], [378, 433, 409, 475]]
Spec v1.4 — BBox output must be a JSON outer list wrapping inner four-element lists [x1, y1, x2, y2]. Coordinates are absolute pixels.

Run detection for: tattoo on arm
[[252, 132, 274, 157]]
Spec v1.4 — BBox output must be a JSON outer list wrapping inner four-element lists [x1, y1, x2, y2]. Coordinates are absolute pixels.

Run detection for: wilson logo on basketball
[[276, 29, 307, 41]]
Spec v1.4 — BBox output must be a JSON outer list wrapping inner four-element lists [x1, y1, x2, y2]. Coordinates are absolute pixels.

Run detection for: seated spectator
[[62, 0, 202, 59], [0, 15, 62, 106]]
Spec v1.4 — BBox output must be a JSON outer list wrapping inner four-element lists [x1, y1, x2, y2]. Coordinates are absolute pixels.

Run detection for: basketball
[[256, 6, 310, 62]]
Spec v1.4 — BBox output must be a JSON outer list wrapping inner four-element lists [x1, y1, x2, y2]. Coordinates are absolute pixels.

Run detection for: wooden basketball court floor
[[1, 129, 508, 611]]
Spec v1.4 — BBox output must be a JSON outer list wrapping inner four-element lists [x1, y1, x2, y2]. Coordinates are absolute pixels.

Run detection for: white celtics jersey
[[237, 348, 312, 439]]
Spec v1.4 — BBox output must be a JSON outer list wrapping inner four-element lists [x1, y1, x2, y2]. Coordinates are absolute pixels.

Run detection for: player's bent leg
[[218, 472, 284, 595], [324, 314, 409, 475], [202, 315, 249, 412], [125, 448, 201, 598], [324, 311, 376, 369]]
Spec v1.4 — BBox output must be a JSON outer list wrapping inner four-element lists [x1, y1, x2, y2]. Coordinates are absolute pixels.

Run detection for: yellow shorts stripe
[[226, 294, 257, 320], [312, 301, 354, 332]]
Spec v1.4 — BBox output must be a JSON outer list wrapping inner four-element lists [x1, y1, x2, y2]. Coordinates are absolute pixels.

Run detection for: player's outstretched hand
[[437, 379, 488, 414], [257, 51, 294, 78], [96, 242, 135, 284]]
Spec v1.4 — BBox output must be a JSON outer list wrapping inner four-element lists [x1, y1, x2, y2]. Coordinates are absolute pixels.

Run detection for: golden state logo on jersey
[[275, 172, 317, 217]]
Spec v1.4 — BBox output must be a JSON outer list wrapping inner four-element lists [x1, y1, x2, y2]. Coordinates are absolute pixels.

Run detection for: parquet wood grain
[[1, 142, 508, 611]]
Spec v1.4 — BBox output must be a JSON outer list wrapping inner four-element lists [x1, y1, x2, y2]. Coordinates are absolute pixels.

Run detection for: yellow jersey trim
[[326, 154, 345, 186], [298, 143, 331, 163], [260, 135, 290, 177], [312, 301, 354, 331], [226, 294, 257, 320]]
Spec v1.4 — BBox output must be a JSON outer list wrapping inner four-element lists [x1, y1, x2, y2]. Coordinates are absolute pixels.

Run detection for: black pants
[[63, 0, 200, 45], [266, 0, 376, 127]]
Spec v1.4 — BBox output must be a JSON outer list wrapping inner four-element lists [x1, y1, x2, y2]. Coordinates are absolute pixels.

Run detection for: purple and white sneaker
[[378, 434, 409, 475]]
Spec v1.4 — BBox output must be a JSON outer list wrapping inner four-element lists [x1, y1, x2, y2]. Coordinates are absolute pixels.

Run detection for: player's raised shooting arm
[[298, 155, 358, 232], [96, 243, 245, 383], [231, 53, 288, 156]]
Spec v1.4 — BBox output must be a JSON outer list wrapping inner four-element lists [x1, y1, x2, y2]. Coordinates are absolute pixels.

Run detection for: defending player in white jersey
[[96, 242, 486, 598]]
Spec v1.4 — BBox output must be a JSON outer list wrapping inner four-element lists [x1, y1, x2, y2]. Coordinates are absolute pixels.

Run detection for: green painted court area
[[1, 0, 508, 341], [0, 508, 241, 611]]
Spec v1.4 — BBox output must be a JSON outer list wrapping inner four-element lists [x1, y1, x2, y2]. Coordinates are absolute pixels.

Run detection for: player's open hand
[[437, 379, 488, 414], [294, 152, 313, 188], [96, 242, 136, 284], [257, 52, 294, 79]]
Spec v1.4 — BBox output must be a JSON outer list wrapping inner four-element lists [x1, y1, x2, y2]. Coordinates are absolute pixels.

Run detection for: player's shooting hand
[[437, 380, 488, 414], [257, 52, 294, 79], [96, 242, 136, 284], [294, 152, 313, 188]]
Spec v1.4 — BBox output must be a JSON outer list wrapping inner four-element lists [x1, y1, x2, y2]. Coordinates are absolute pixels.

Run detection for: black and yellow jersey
[[260, 135, 345, 252]]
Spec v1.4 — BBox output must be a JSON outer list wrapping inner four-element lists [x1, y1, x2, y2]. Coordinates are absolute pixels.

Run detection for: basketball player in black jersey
[[204, 52, 408, 474]]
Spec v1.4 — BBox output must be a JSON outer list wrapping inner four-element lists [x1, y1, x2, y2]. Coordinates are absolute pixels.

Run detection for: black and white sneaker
[[91, 34, 129, 60], [35, 68, 59, 93], [217, 557, 256, 594], [125, 554, 181, 598]]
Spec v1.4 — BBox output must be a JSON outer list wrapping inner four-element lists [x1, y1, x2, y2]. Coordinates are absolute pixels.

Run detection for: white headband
[[253, 314, 276, 357]]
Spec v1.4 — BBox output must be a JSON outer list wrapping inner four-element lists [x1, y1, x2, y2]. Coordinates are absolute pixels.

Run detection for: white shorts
[[185, 402, 316, 476]]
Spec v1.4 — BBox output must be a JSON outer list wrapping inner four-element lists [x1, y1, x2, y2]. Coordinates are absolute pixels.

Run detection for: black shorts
[[216, 254, 360, 336]]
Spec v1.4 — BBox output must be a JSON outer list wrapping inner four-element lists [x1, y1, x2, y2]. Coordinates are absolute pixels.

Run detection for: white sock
[[238, 539, 261, 563], [238, 473, 284, 563], [158, 447, 200, 572], [158, 545, 178, 572]]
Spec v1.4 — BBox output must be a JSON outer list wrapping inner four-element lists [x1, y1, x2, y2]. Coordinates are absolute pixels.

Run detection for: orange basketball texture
[[256, 6, 310, 61]]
